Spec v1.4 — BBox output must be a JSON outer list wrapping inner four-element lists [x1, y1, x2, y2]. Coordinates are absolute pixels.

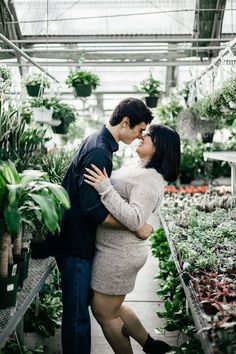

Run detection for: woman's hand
[[84, 164, 108, 188]]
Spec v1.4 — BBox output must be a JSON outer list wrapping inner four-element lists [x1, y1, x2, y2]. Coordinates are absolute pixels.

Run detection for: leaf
[[21, 170, 47, 186], [1, 161, 20, 184], [29, 193, 59, 232], [4, 204, 21, 236], [41, 182, 70, 209]]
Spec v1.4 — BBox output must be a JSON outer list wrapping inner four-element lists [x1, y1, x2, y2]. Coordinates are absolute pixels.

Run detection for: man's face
[[120, 118, 147, 145]]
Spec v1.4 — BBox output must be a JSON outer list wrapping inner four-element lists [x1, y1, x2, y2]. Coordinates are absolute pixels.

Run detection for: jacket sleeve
[[78, 148, 111, 224], [95, 171, 162, 231]]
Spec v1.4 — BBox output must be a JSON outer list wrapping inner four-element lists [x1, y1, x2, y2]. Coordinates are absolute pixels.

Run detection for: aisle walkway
[[45, 251, 179, 354]]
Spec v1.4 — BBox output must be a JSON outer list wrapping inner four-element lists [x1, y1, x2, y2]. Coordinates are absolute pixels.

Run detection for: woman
[[84, 124, 180, 354]]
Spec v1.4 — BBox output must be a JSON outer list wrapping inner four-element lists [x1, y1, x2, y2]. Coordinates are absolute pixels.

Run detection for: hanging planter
[[33, 107, 53, 123], [26, 84, 44, 97], [74, 83, 92, 97], [52, 122, 69, 135], [135, 72, 162, 109], [66, 70, 100, 98], [145, 96, 158, 108], [23, 73, 50, 97], [51, 100, 77, 134]]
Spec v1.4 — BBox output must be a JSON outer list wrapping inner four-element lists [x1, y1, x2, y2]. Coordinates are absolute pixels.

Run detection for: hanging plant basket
[[0, 273, 19, 309], [26, 84, 44, 97], [145, 96, 158, 108], [52, 121, 69, 135], [33, 107, 53, 123], [74, 84, 92, 97]]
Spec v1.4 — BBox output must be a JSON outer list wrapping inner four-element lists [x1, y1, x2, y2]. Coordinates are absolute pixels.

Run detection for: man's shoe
[[143, 334, 171, 354]]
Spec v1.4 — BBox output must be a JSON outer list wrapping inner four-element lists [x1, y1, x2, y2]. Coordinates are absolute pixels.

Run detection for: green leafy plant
[[24, 271, 62, 337], [2, 337, 43, 354], [157, 98, 183, 129], [135, 72, 162, 96], [0, 161, 70, 277], [66, 70, 100, 89], [51, 100, 78, 133], [150, 229, 203, 353], [23, 73, 50, 88], [0, 102, 51, 171]]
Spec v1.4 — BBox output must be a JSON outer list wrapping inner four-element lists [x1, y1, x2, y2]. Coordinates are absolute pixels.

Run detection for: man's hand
[[135, 224, 154, 240]]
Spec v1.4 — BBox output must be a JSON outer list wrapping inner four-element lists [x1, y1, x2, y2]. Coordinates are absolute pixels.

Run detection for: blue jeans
[[56, 256, 92, 354]]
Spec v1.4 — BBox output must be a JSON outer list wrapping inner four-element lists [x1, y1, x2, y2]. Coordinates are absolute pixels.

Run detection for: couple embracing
[[49, 98, 180, 354]]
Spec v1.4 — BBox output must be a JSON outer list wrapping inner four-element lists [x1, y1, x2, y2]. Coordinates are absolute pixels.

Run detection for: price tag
[[7, 284, 14, 292]]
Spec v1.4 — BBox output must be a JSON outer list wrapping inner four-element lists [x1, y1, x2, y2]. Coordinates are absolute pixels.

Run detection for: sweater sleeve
[[95, 171, 163, 231]]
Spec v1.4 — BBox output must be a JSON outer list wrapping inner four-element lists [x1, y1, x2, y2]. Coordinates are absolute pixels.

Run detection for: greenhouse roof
[[1, 0, 236, 116]]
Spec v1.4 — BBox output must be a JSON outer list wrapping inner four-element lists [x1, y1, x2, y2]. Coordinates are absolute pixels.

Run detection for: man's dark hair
[[109, 98, 153, 128], [145, 124, 180, 182]]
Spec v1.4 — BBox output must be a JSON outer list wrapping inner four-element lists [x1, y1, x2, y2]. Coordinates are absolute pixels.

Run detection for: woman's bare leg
[[119, 304, 148, 346], [120, 304, 171, 354], [91, 291, 133, 354]]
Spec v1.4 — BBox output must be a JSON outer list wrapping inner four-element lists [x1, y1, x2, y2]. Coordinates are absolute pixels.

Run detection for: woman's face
[[136, 134, 156, 160]]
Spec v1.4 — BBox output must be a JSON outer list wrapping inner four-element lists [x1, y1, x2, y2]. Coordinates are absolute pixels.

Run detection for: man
[[54, 98, 154, 354]]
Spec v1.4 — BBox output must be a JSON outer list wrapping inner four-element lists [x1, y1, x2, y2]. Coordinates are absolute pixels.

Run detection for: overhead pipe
[[0, 32, 60, 83]]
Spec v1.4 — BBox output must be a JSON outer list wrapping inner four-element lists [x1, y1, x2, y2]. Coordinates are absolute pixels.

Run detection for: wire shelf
[[0, 257, 55, 348]]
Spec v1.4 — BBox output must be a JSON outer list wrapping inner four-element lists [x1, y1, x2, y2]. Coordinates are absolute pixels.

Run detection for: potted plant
[[51, 100, 78, 134], [24, 270, 62, 347], [30, 97, 55, 123], [23, 73, 50, 97], [66, 70, 100, 97], [0, 161, 70, 307], [135, 72, 162, 108]]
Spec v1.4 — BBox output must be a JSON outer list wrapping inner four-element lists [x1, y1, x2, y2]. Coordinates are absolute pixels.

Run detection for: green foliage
[[66, 70, 100, 89], [0, 161, 70, 236], [23, 73, 50, 88], [135, 72, 162, 96], [30, 149, 74, 184], [150, 228, 204, 353], [24, 271, 62, 337], [1, 338, 43, 354], [157, 98, 183, 129], [52, 101, 78, 128], [180, 139, 233, 183], [0, 102, 50, 171], [0, 64, 11, 82]]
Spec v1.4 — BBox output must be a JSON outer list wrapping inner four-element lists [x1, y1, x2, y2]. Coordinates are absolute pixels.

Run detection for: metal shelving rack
[[158, 211, 215, 354], [0, 257, 56, 348]]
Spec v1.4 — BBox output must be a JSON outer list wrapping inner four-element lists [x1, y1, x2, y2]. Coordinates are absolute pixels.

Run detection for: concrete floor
[[44, 251, 181, 354]]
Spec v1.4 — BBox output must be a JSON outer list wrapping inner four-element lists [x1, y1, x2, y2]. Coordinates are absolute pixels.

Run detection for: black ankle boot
[[143, 334, 171, 354]]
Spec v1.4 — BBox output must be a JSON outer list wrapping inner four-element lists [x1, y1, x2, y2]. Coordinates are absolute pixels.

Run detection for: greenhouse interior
[[0, 0, 236, 353]]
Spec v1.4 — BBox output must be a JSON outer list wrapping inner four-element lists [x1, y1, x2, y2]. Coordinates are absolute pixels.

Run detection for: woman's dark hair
[[109, 98, 153, 128], [145, 124, 180, 182]]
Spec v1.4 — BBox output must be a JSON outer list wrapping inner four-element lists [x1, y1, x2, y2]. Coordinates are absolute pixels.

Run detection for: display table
[[0, 257, 56, 348], [159, 211, 214, 354], [203, 151, 236, 194]]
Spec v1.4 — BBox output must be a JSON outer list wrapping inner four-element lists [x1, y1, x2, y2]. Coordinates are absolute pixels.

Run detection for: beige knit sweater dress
[[91, 162, 165, 295]]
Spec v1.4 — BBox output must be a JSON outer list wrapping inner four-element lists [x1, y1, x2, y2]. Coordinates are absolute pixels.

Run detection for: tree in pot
[[23, 73, 50, 97], [66, 70, 100, 97], [51, 100, 78, 134], [135, 72, 163, 108], [0, 161, 71, 306]]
